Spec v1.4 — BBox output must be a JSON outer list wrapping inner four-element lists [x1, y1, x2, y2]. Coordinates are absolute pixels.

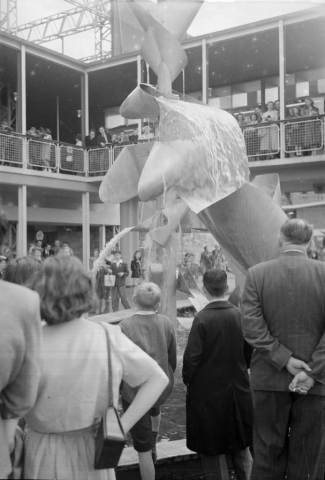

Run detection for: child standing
[[120, 283, 177, 480], [183, 269, 253, 480]]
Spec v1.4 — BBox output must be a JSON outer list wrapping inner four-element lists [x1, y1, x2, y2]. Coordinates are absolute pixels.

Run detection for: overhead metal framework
[[0, 0, 17, 33], [1, 0, 112, 63]]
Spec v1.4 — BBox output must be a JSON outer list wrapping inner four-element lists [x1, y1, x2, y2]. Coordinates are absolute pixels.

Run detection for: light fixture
[[77, 109, 82, 118], [13, 92, 18, 102]]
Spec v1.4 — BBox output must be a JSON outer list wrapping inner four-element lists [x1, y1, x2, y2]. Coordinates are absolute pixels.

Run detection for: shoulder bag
[[94, 324, 126, 469]]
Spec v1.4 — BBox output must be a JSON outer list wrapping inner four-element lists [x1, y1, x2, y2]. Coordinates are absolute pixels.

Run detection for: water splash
[[138, 97, 250, 213], [92, 227, 134, 275]]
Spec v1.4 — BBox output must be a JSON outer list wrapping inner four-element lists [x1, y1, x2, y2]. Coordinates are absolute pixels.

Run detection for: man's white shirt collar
[[113, 259, 123, 266], [208, 297, 227, 304], [133, 310, 156, 315]]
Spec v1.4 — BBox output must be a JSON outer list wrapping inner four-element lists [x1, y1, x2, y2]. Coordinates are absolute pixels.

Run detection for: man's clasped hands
[[286, 357, 315, 395]]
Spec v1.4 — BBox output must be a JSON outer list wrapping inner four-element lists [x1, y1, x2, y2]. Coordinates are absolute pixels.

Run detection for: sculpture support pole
[[148, 192, 177, 332], [120, 199, 139, 286]]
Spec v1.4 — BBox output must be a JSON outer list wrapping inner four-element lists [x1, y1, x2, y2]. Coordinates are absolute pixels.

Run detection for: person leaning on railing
[[286, 107, 303, 157], [128, 129, 139, 143], [259, 101, 279, 159], [84, 129, 97, 149], [244, 113, 260, 160], [97, 126, 112, 173], [299, 98, 322, 156]]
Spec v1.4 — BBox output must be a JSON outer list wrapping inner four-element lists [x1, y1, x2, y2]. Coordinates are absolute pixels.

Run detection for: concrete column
[[99, 225, 106, 251], [137, 54, 143, 136], [120, 199, 139, 286], [83, 72, 89, 136], [21, 45, 26, 134], [202, 39, 209, 105], [16, 50, 22, 133], [17, 185, 27, 257], [82, 192, 90, 270], [260, 79, 266, 108], [279, 20, 286, 159]]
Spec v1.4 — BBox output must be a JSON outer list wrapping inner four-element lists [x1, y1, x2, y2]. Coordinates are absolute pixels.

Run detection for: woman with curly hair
[[23, 256, 168, 480]]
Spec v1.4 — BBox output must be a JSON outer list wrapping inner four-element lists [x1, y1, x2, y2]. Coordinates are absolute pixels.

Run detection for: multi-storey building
[[1, 5, 324, 266]]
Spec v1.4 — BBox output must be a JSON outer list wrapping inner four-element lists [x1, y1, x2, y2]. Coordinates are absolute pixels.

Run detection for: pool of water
[[159, 324, 190, 442]]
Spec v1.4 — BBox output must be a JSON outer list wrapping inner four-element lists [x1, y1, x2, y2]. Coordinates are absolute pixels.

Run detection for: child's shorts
[[122, 398, 161, 452]]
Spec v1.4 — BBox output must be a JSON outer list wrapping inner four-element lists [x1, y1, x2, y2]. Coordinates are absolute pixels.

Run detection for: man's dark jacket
[[110, 261, 129, 287], [241, 250, 325, 395]]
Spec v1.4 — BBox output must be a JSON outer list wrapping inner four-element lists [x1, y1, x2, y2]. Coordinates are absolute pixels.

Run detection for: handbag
[[104, 274, 116, 288], [94, 324, 126, 469]]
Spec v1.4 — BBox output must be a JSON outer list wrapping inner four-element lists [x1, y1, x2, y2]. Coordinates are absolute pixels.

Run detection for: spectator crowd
[[235, 97, 323, 160], [1, 213, 325, 480]]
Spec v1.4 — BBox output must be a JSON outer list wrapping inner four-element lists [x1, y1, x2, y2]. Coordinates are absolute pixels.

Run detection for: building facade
[[0, 6, 324, 267]]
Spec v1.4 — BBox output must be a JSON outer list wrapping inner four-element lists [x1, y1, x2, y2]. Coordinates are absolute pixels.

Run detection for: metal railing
[[27, 138, 57, 171], [241, 115, 325, 161], [88, 147, 112, 175], [0, 119, 324, 177], [60, 145, 85, 174], [284, 118, 323, 156], [243, 124, 280, 160], [0, 132, 23, 167]]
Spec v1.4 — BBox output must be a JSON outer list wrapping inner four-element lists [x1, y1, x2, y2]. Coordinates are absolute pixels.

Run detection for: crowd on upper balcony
[[235, 98, 323, 160], [84, 125, 156, 150]]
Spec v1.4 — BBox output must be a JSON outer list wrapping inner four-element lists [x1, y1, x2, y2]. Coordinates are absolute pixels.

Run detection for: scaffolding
[[1, 0, 112, 63]]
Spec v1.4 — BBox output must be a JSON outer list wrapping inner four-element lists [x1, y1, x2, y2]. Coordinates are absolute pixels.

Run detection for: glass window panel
[[208, 97, 221, 108], [296, 82, 309, 98], [105, 114, 125, 129], [265, 87, 278, 103], [232, 92, 247, 108], [317, 79, 325, 94]]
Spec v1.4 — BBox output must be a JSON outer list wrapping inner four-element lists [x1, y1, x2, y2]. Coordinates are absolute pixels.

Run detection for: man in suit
[[42, 243, 54, 259], [110, 249, 131, 312], [97, 126, 112, 147], [242, 218, 325, 480], [97, 126, 112, 173], [0, 213, 41, 478]]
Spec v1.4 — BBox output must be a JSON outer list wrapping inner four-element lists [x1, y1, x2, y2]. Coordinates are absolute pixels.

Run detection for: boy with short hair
[[183, 269, 253, 480], [120, 282, 177, 480]]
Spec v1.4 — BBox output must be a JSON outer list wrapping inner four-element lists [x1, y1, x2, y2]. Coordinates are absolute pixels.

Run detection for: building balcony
[[0, 116, 324, 195]]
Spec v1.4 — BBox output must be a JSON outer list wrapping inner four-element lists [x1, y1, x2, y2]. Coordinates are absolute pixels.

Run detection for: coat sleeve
[[1, 292, 41, 418], [123, 262, 129, 278], [307, 329, 325, 385], [182, 316, 205, 386], [168, 328, 177, 373], [241, 268, 292, 371]]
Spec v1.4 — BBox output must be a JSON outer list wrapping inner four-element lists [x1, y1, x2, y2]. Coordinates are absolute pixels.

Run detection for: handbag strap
[[100, 323, 114, 407]]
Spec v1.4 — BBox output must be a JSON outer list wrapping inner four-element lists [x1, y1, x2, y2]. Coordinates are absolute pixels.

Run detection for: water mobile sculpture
[[99, 0, 287, 322]]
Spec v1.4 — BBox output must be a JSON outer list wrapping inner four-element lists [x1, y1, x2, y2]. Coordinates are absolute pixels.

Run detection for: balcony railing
[[0, 117, 324, 177], [241, 115, 324, 161]]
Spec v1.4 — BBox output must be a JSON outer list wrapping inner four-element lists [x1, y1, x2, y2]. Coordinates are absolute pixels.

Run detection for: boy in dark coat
[[183, 269, 253, 480]]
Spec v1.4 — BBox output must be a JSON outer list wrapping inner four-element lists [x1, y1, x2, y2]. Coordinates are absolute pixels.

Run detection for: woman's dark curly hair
[[29, 255, 95, 325]]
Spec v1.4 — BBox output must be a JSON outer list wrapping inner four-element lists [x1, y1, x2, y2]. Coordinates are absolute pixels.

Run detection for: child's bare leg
[[138, 451, 155, 480]]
